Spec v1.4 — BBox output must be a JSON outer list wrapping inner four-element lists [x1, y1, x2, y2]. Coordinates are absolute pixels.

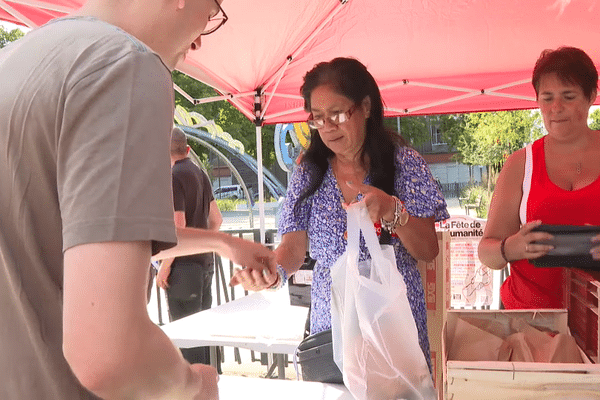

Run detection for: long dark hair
[[297, 57, 405, 205]]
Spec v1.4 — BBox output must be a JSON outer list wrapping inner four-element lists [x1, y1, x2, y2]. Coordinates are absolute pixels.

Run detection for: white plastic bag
[[331, 202, 436, 400]]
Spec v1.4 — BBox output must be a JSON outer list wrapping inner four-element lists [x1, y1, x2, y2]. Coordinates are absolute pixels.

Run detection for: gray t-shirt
[[0, 17, 177, 399]]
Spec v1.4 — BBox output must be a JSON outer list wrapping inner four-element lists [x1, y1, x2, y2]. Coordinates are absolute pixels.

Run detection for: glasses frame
[[307, 105, 358, 130], [201, 0, 228, 36]]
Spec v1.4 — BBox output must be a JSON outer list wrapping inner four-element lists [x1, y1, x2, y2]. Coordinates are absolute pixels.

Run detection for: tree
[[0, 25, 24, 49], [384, 116, 429, 144], [445, 110, 543, 189], [384, 114, 467, 146], [590, 108, 600, 130], [172, 71, 275, 168]]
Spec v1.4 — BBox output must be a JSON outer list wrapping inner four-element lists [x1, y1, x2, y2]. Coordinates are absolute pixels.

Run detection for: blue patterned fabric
[[278, 145, 449, 368]]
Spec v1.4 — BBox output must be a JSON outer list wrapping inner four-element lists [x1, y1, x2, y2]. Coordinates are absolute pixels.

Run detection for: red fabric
[[501, 137, 600, 309], [2, 0, 600, 123]]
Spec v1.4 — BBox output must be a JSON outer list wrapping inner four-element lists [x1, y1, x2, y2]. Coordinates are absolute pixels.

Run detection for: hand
[[190, 363, 219, 400], [156, 263, 171, 289], [505, 220, 554, 261], [221, 235, 277, 288], [229, 264, 278, 291], [591, 234, 600, 260], [344, 181, 395, 223]]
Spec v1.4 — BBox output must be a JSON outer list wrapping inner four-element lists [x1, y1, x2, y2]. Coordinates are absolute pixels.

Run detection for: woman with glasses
[[232, 57, 448, 373]]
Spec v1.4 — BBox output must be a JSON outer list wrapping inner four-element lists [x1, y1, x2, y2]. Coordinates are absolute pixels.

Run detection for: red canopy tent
[[2, 0, 600, 122], [3, 0, 600, 236]]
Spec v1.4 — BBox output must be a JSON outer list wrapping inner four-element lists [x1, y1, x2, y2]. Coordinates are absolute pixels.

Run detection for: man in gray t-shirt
[[0, 1, 277, 399]]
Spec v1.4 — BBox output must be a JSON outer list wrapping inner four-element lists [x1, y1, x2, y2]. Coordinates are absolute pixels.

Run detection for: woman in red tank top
[[478, 47, 600, 309]]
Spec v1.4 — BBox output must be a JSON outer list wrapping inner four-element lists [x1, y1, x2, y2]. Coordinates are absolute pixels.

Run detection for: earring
[[177, 0, 185, 10]]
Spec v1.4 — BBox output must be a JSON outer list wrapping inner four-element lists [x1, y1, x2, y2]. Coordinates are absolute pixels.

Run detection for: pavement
[[445, 196, 462, 215]]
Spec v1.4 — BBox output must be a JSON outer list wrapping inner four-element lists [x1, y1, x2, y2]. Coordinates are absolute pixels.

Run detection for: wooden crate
[[565, 268, 600, 364], [443, 310, 600, 400], [417, 230, 451, 399]]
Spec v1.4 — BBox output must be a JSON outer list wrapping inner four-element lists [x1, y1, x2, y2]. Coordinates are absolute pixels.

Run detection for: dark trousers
[[167, 266, 214, 320], [166, 260, 218, 370]]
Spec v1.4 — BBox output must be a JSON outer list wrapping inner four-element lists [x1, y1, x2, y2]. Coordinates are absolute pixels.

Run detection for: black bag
[[531, 224, 600, 270], [295, 329, 343, 384]]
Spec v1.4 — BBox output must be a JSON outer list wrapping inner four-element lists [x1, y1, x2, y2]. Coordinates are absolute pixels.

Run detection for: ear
[[362, 95, 372, 118], [589, 89, 597, 106]]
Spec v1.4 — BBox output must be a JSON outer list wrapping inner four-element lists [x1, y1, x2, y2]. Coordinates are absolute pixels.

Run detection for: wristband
[[500, 237, 510, 263], [380, 196, 409, 232], [267, 265, 288, 291]]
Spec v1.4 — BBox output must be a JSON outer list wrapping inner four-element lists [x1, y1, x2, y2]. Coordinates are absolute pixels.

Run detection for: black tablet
[[531, 224, 600, 270]]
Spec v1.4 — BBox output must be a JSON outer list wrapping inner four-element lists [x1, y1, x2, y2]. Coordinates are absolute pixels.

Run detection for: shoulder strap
[[519, 143, 533, 224]]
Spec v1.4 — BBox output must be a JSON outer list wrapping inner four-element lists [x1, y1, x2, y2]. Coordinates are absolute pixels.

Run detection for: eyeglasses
[[201, 0, 228, 36], [307, 105, 357, 129]]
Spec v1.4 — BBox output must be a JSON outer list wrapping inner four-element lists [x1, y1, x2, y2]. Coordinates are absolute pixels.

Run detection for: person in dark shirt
[[158, 127, 223, 366]]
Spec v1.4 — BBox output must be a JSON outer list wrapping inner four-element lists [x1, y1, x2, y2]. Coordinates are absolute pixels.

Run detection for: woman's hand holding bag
[[331, 202, 436, 400]]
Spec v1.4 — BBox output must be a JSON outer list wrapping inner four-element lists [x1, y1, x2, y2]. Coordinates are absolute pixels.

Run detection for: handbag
[[294, 329, 344, 383], [330, 202, 436, 400]]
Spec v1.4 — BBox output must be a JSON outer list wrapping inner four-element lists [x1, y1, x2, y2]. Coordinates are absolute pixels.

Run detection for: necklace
[[576, 161, 582, 174], [331, 158, 367, 203]]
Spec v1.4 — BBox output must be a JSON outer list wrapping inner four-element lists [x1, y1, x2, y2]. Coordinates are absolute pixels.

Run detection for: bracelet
[[267, 265, 288, 291], [380, 196, 409, 232], [500, 237, 510, 263]]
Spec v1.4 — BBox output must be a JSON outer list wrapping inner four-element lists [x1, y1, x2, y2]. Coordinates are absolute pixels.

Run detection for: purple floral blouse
[[278, 146, 449, 367]]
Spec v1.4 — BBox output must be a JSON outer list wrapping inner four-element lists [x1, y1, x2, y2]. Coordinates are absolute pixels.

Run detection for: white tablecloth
[[161, 291, 308, 355]]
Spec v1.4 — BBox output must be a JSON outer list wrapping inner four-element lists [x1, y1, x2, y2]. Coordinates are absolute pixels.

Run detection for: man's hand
[[222, 235, 276, 272], [222, 235, 276, 289]]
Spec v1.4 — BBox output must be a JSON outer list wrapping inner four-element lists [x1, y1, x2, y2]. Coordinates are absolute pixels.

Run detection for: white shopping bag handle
[[346, 202, 361, 263], [346, 202, 396, 286]]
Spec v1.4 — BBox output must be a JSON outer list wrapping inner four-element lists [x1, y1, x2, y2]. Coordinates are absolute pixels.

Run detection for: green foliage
[[383, 114, 464, 146], [445, 110, 542, 189], [384, 116, 428, 145], [0, 25, 24, 49], [188, 149, 214, 179], [455, 110, 541, 167], [461, 184, 493, 219], [439, 114, 468, 144], [172, 71, 276, 168], [590, 108, 600, 130], [215, 198, 242, 211]]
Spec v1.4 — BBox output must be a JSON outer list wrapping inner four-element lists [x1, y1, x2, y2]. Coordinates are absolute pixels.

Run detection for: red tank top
[[501, 136, 600, 309]]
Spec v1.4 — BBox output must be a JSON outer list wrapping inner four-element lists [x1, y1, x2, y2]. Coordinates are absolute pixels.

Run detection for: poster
[[436, 216, 494, 309]]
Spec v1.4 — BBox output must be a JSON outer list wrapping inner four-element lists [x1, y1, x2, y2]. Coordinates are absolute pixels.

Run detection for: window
[[431, 124, 446, 145]]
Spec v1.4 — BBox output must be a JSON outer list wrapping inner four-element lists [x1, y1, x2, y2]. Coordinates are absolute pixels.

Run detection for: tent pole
[[254, 91, 266, 245]]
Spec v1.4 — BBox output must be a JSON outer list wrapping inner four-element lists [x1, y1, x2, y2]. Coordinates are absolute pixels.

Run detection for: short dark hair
[[532, 46, 598, 100], [297, 57, 404, 212], [170, 127, 188, 156]]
